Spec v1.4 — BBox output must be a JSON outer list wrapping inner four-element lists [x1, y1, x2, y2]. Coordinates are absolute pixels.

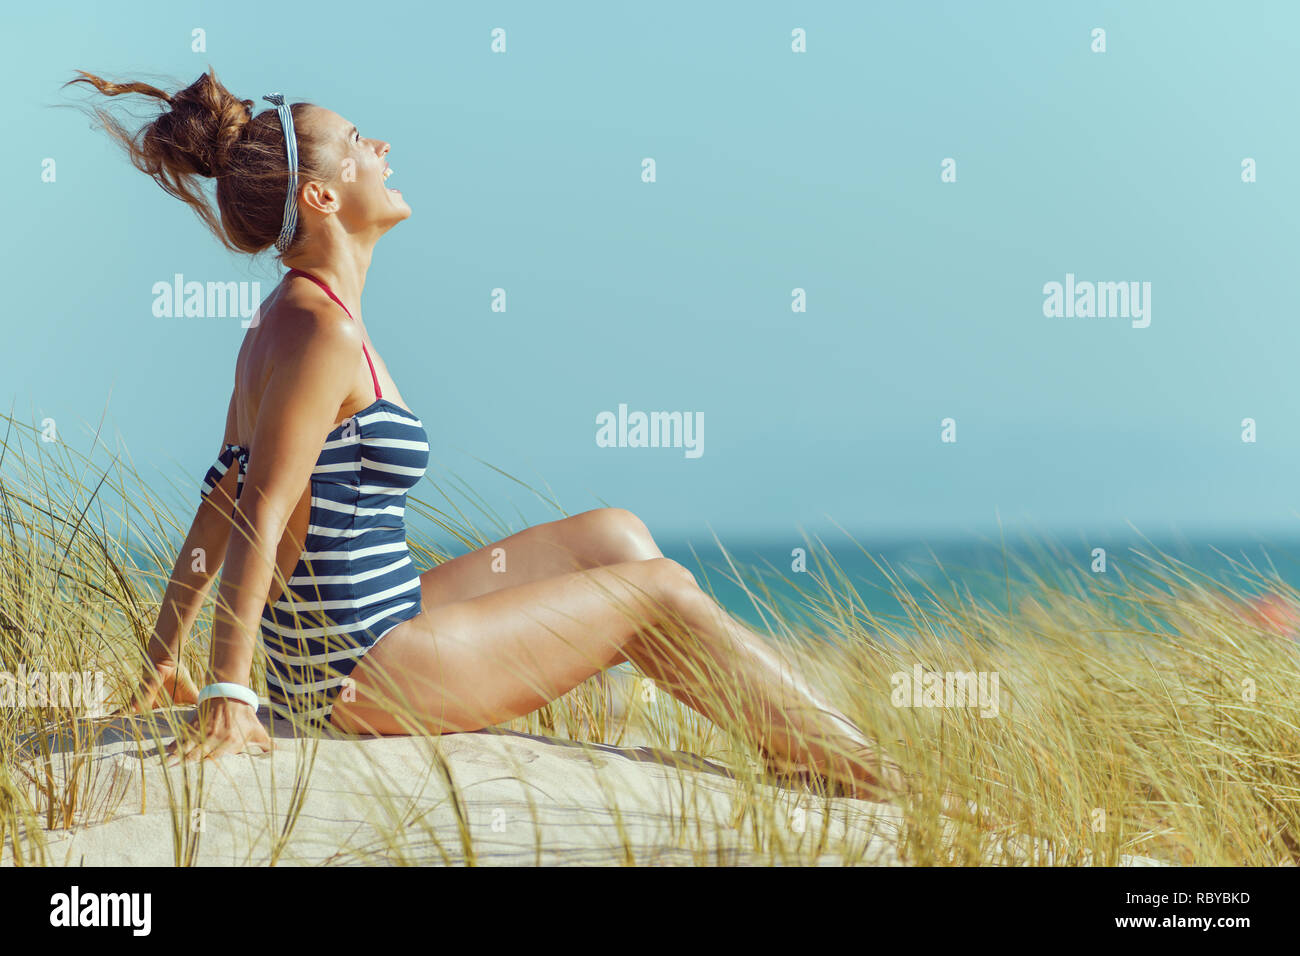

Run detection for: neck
[[281, 232, 376, 316]]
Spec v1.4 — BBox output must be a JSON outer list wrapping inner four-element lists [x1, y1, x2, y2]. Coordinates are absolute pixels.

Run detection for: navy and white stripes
[[200, 399, 430, 728], [199, 444, 248, 500]]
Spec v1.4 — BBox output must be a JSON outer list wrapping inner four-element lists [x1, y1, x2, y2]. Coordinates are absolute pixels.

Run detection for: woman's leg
[[416, 507, 662, 609], [331, 557, 902, 799]]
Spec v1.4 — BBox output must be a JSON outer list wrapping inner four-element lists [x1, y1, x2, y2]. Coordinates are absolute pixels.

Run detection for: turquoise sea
[[657, 534, 1300, 633]]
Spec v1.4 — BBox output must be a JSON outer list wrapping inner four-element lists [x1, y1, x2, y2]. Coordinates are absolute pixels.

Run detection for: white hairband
[[262, 93, 298, 253]]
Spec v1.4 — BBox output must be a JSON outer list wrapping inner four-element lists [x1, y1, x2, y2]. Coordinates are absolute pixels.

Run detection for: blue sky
[[5, 1, 1300, 548]]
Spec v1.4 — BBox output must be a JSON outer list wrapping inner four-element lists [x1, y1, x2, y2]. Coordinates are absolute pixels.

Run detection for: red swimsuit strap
[[286, 268, 383, 399]]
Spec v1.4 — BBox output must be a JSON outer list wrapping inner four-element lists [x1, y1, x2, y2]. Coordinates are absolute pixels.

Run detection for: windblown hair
[[64, 67, 331, 256]]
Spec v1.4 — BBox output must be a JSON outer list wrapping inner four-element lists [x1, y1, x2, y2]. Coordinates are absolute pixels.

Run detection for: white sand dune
[[3, 707, 1167, 866]]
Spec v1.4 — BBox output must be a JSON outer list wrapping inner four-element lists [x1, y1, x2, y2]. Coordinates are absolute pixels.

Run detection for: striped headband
[[262, 93, 299, 253]]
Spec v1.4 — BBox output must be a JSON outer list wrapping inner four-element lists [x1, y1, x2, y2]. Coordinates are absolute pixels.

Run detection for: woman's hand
[[113, 658, 202, 717], [164, 696, 272, 763]]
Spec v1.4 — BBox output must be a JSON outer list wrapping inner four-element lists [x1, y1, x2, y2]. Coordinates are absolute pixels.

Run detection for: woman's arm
[[121, 396, 240, 712], [151, 394, 240, 662], [167, 306, 361, 759]]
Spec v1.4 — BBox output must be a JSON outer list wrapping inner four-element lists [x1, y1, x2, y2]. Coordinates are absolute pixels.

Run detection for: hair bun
[[68, 66, 321, 256], [148, 70, 254, 178], [208, 99, 254, 177]]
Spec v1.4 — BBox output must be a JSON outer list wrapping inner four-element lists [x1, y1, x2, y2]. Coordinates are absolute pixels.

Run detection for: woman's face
[[308, 106, 411, 236]]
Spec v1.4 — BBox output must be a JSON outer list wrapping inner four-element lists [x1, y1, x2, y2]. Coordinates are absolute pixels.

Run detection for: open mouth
[[383, 165, 399, 192]]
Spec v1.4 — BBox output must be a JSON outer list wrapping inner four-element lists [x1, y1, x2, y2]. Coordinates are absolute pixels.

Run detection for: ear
[[300, 179, 339, 216]]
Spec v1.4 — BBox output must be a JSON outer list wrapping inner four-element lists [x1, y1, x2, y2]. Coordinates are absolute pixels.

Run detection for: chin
[[378, 211, 411, 236], [378, 202, 411, 228]]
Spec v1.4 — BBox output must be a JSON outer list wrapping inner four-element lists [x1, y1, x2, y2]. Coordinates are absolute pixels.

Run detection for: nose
[[376, 140, 391, 160]]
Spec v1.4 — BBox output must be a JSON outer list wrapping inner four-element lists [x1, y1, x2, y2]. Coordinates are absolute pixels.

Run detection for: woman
[[73, 67, 903, 799]]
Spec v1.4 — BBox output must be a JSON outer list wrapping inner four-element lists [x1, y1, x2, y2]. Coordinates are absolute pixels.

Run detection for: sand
[[2, 705, 1167, 866]]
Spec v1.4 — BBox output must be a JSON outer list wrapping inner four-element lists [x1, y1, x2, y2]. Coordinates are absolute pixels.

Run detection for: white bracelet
[[197, 682, 260, 711]]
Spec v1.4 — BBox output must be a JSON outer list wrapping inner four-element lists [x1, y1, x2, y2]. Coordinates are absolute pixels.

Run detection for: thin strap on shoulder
[[361, 345, 383, 400], [287, 268, 352, 318], [286, 268, 384, 400]]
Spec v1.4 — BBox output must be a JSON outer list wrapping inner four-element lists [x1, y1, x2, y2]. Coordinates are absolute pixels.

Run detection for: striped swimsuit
[[200, 268, 430, 729]]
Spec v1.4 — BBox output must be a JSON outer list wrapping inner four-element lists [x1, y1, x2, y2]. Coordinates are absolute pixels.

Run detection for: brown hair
[[65, 67, 331, 256]]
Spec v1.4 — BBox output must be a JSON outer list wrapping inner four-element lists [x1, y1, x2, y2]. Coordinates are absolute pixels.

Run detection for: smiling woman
[[65, 65, 904, 803]]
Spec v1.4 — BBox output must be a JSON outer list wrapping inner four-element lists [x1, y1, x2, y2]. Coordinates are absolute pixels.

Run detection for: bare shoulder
[[228, 281, 363, 440], [260, 286, 361, 368]]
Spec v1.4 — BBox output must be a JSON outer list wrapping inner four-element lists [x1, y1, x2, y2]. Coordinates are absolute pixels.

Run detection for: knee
[[646, 557, 701, 603], [583, 507, 661, 562]]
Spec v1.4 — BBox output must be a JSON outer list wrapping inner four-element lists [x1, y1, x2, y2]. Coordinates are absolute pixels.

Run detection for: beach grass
[[2, 411, 1299, 866]]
